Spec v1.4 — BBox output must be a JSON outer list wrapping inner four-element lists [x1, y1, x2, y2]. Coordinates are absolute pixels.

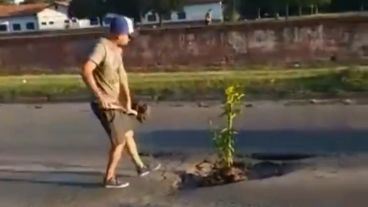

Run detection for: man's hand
[[126, 108, 138, 116], [98, 94, 119, 109]]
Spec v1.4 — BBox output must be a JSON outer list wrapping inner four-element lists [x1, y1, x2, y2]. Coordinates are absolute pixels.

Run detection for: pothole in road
[[248, 153, 315, 161], [175, 157, 304, 189]]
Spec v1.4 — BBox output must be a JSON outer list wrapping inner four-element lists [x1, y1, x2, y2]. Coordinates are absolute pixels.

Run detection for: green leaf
[[211, 84, 245, 167]]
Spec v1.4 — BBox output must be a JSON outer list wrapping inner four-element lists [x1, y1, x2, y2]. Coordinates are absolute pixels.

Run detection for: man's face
[[116, 34, 130, 47]]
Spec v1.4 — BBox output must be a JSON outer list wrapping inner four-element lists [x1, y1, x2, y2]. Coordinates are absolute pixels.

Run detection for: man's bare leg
[[125, 130, 161, 176], [105, 141, 126, 181], [124, 130, 145, 168]]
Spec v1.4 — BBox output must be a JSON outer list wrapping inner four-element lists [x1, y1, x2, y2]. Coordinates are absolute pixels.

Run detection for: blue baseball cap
[[109, 16, 135, 36]]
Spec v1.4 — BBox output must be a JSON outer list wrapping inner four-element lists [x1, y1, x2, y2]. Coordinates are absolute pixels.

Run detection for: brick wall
[[1, 15, 368, 74]]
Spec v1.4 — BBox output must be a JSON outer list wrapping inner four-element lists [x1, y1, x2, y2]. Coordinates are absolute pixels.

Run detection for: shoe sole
[[152, 163, 161, 171], [139, 163, 162, 177], [139, 171, 150, 177], [104, 183, 130, 189]]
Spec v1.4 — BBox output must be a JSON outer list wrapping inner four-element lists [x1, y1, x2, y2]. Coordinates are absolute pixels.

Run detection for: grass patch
[[0, 67, 367, 101]]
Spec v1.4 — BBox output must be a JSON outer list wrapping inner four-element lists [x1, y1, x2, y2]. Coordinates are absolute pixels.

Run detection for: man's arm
[[81, 43, 115, 109], [81, 61, 104, 99], [119, 65, 132, 110]]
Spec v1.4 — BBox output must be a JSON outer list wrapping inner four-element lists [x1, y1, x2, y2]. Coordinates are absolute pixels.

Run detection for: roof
[[0, 3, 48, 18], [54, 1, 70, 7], [185, 0, 222, 4]]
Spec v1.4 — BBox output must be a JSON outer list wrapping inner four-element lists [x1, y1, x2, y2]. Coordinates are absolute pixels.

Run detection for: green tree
[[238, 0, 337, 19], [278, 0, 330, 17], [239, 0, 284, 19], [146, 0, 183, 26], [223, 0, 241, 21], [105, 0, 143, 21], [330, 0, 368, 12], [293, 0, 309, 15], [281, 0, 308, 18], [137, 0, 152, 21], [21, 0, 58, 4], [0, 0, 12, 4], [22, 0, 46, 3], [68, 0, 108, 24], [306, 0, 331, 14]]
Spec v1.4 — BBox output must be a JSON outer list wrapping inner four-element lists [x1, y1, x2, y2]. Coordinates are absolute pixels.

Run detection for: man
[[205, 9, 212, 25], [81, 16, 160, 189]]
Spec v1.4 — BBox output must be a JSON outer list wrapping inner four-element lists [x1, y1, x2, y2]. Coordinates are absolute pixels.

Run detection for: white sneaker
[[137, 162, 162, 177], [104, 178, 130, 189]]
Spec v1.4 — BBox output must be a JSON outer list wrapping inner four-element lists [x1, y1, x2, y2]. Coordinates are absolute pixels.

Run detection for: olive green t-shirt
[[88, 38, 127, 103]]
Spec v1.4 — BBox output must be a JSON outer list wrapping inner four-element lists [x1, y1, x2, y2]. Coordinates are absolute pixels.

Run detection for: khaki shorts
[[90, 101, 137, 146]]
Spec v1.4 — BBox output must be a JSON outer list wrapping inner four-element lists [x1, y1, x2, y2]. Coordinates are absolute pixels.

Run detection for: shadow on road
[[247, 161, 300, 180], [0, 177, 101, 188], [249, 153, 314, 161], [0, 171, 133, 189], [140, 129, 368, 155]]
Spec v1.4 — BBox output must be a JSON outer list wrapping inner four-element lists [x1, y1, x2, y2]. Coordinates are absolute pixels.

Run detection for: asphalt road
[[1, 102, 368, 160], [1, 102, 368, 207]]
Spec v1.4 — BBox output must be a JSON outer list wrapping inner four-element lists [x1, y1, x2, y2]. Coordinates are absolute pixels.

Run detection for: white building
[[0, 1, 98, 33], [12, 0, 25, 5], [0, 4, 42, 33], [37, 1, 70, 30], [102, 13, 135, 27], [141, 0, 223, 25]]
